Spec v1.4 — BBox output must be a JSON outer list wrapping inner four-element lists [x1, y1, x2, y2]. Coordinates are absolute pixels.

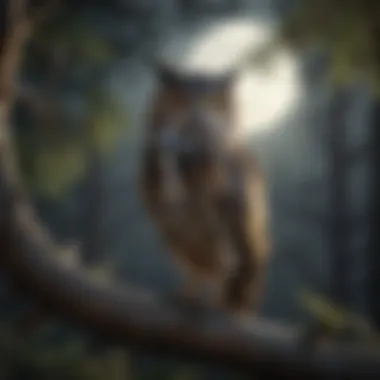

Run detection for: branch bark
[[2, 1, 380, 379]]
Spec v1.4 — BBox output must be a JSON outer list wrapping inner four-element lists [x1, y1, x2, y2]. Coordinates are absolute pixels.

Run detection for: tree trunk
[[368, 100, 380, 327], [367, 22, 380, 328], [327, 87, 351, 306]]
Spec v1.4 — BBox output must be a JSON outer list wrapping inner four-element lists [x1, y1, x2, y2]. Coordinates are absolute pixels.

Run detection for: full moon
[[157, 16, 303, 138]]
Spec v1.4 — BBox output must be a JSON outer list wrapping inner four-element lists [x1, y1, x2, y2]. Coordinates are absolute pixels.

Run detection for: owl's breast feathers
[[139, 143, 267, 275]]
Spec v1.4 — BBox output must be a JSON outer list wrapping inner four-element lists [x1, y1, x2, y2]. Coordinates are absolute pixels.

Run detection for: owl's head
[[148, 61, 239, 175], [150, 61, 238, 144], [154, 60, 237, 113]]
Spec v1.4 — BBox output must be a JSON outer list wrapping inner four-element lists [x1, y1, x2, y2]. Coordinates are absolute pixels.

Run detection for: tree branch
[[1, 1, 380, 379], [2, 180, 380, 379]]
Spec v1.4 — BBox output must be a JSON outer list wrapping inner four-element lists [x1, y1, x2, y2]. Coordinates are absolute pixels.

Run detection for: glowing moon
[[157, 17, 303, 137], [234, 46, 302, 136]]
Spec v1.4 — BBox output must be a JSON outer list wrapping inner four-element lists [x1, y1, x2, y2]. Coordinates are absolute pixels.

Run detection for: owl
[[139, 62, 270, 315]]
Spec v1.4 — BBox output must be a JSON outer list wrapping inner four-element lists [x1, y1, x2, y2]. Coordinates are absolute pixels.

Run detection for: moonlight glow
[[158, 17, 303, 137]]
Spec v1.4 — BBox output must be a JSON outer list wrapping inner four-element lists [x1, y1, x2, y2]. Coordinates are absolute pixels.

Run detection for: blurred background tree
[[280, 1, 380, 87], [279, 0, 380, 330]]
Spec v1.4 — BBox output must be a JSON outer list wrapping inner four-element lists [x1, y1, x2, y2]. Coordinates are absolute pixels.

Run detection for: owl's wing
[[214, 149, 270, 309], [217, 149, 269, 258]]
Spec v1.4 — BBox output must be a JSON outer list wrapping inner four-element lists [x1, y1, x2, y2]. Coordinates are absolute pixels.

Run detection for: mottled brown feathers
[[139, 64, 269, 314]]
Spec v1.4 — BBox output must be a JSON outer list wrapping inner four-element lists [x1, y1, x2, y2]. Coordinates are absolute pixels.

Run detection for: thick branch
[[1, 174, 380, 379], [1, 171, 380, 379]]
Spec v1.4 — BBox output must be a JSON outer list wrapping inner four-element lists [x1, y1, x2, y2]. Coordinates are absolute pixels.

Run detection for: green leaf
[[77, 34, 116, 66], [33, 142, 86, 199], [299, 290, 346, 329], [86, 90, 129, 155]]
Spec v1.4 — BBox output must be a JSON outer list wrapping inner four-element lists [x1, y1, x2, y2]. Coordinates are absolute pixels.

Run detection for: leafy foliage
[[280, 0, 380, 91], [33, 142, 87, 198], [14, 6, 129, 200], [85, 87, 127, 155], [299, 290, 378, 342]]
